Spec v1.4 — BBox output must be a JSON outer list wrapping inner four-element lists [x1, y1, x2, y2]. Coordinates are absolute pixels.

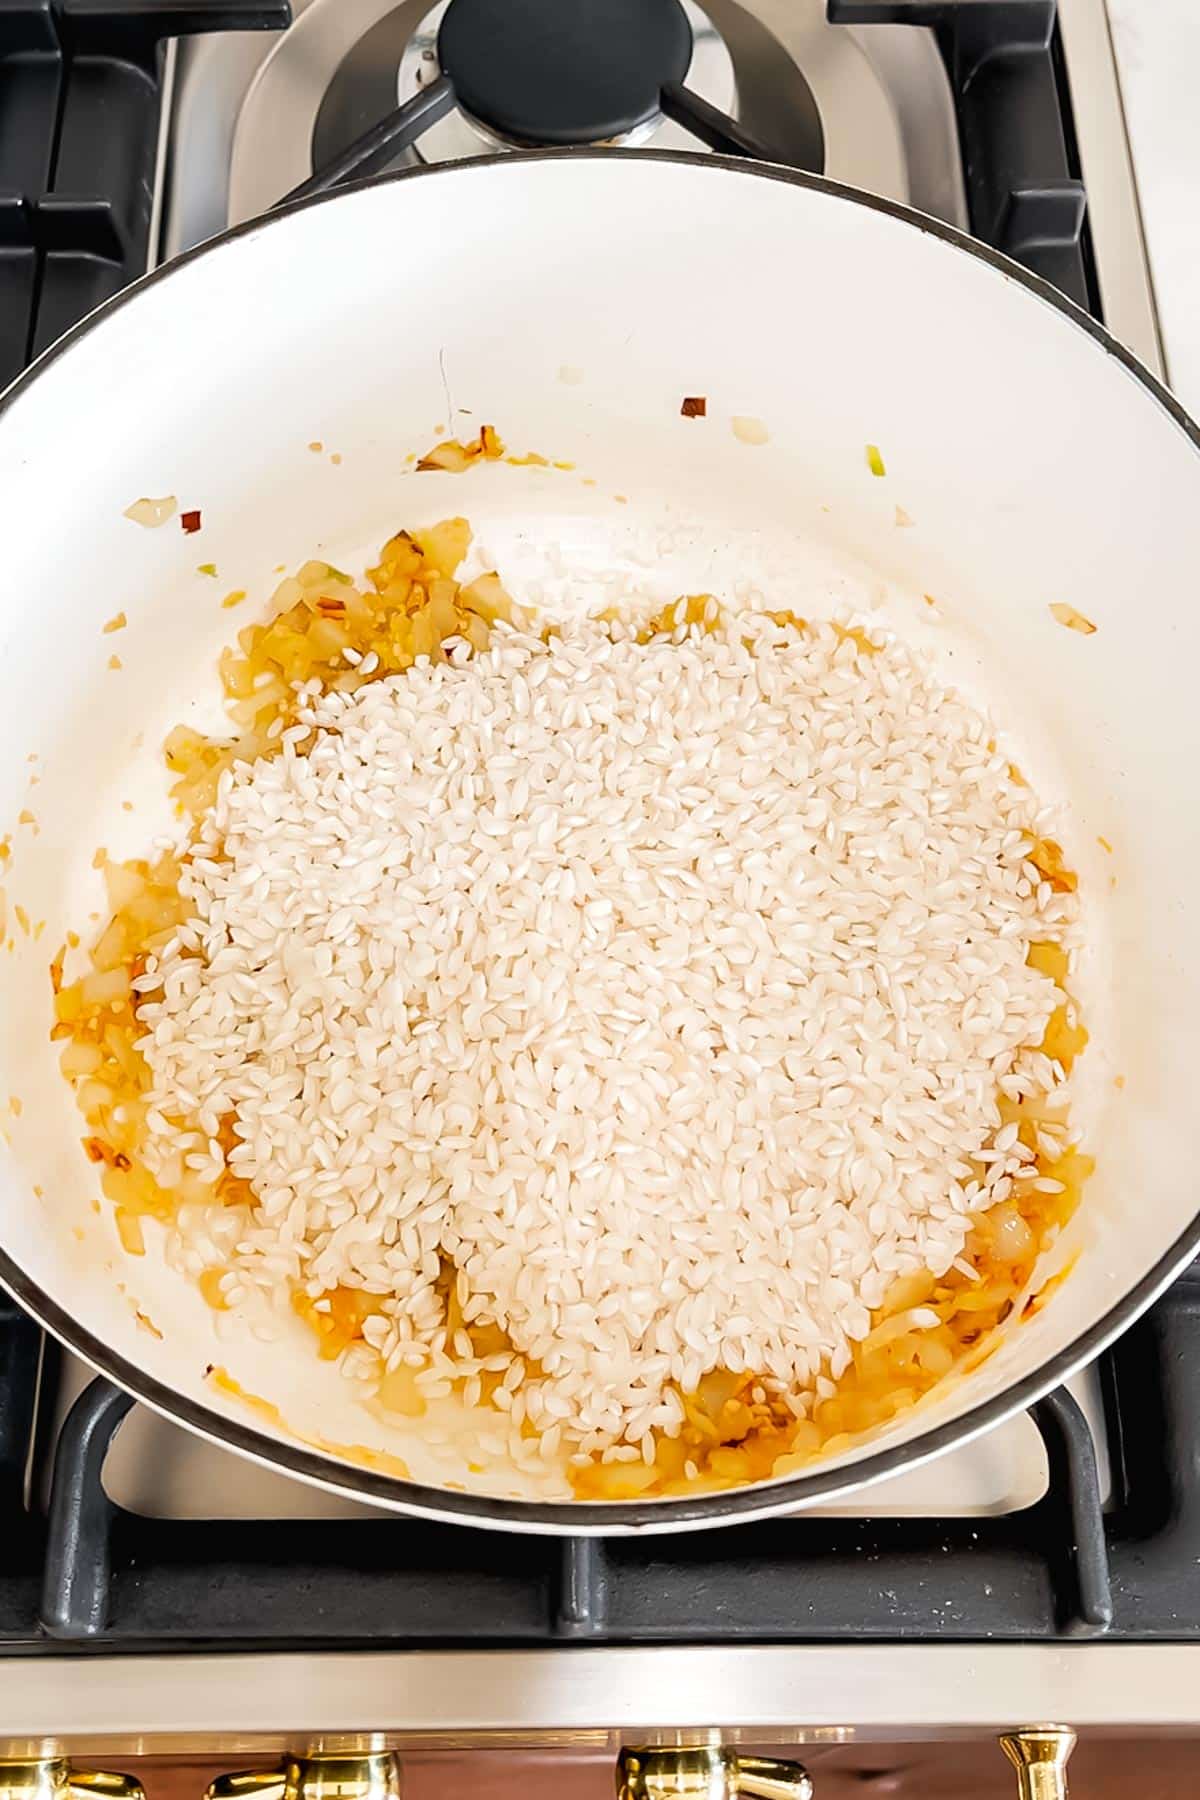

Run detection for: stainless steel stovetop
[[3, 0, 1196, 1755], [156, 0, 1160, 379]]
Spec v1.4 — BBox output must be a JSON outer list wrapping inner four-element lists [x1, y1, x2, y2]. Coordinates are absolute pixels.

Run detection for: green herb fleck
[[866, 444, 886, 478], [197, 562, 217, 577]]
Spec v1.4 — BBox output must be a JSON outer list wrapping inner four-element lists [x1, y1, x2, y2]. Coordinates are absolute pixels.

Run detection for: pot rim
[[3, 146, 1198, 1533]]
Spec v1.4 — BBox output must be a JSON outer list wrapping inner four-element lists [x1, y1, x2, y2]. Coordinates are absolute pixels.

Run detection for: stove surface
[[157, 0, 1160, 361], [161, 0, 965, 253], [0, 0, 1187, 1671]]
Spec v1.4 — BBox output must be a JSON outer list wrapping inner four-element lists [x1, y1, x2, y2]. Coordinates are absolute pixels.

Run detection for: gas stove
[[0, 0, 1196, 1771], [154, 0, 1161, 368]]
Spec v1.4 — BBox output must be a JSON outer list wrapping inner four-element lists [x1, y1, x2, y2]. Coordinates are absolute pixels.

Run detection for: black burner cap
[[438, 0, 693, 147]]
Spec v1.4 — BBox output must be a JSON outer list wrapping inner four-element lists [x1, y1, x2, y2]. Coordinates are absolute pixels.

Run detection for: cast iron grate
[[0, 1266, 1195, 1648], [827, 0, 1095, 310], [0, 0, 1150, 1652], [0, 0, 288, 389]]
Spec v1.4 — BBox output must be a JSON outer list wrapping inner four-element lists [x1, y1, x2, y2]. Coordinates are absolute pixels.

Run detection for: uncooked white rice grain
[[142, 609, 1080, 1463]]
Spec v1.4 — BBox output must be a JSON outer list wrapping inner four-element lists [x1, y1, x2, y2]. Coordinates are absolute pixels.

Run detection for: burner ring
[[436, 0, 693, 148]]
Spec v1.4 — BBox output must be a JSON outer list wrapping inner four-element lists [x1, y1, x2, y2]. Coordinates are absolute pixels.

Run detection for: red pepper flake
[[180, 509, 203, 535], [681, 396, 707, 419]]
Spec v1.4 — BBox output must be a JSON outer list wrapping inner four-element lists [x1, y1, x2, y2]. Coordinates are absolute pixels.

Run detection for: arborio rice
[[127, 601, 1081, 1476]]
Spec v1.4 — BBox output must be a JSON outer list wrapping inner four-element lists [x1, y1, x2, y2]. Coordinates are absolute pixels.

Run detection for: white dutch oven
[[1, 152, 1197, 1531]]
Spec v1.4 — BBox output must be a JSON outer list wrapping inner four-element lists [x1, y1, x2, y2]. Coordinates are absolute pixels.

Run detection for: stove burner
[[289, 0, 822, 210], [386, 0, 741, 171], [436, 0, 693, 147]]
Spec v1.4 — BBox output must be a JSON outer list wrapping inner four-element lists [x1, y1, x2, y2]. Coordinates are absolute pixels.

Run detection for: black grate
[[0, 0, 287, 387], [0, 1266, 1195, 1649], [826, 0, 1096, 312], [0, 0, 1177, 1653]]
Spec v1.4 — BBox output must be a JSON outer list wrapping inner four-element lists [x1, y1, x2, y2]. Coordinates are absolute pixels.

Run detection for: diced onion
[[123, 495, 177, 528]]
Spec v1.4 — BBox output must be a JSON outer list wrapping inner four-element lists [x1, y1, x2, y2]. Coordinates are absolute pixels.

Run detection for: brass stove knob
[[0, 1765, 144, 1800], [207, 1759, 401, 1800], [617, 1749, 813, 1800], [1000, 1727, 1077, 1800]]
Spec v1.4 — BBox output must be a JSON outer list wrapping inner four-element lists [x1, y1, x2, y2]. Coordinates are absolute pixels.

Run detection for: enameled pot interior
[[1, 154, 1198, 1529]]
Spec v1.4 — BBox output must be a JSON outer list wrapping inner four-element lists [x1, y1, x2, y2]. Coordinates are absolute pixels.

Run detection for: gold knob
[[207, 1757, 401, 1800], [0, 1766, 144, 1800], [1000, 1727, 1077, 1800], [617, 1749, 812, 1800]]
